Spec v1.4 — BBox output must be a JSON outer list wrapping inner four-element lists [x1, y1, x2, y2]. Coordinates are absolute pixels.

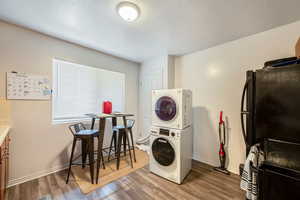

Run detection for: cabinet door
[[5, 136, 9, 190], [0, 145, 5, 200]]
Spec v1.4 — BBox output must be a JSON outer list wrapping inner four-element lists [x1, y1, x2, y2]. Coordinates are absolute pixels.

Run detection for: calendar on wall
[[6, 72, 51, 100]]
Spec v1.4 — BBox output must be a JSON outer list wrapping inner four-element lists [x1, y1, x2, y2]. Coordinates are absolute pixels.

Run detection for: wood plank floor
[[6, 161, 245, 200]]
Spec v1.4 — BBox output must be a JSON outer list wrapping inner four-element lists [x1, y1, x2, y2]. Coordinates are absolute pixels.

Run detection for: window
[[52, 59, 125, 123]]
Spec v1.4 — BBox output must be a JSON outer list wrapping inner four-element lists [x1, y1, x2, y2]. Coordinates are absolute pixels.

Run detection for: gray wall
[[0, 21, 140, 186]]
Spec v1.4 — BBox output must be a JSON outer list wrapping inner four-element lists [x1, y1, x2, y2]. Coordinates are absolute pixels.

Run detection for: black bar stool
[[108, 119, 136, 169], [66, 123, 105, 184]]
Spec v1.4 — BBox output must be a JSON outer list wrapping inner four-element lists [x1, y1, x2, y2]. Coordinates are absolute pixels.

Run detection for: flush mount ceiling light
[[117, 1, 140, 22]]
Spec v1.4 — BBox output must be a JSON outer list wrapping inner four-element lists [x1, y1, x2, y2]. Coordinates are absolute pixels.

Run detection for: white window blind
[[52, 59, 125, 123]]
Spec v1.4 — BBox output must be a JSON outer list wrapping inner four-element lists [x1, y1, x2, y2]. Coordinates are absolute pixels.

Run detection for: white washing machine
[[149, 126, 192, 184], [152, 89, 192, 129]]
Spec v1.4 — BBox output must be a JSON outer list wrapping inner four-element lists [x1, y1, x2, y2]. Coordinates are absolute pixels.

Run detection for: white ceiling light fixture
[[117, 1, 140, 22]]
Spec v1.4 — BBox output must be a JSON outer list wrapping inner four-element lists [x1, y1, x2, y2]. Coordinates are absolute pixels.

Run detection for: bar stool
[[108, 119, 136, 169], [66, 123, 105, 184]]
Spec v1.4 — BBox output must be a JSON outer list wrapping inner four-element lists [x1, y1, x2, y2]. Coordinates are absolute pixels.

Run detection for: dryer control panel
[[150, 127, 179, 138], [159, 128, 170, 136], [160, 128, 178, 138]]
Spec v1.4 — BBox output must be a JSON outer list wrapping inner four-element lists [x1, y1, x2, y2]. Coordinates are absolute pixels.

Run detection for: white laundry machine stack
[[149, 89, 193, 184]]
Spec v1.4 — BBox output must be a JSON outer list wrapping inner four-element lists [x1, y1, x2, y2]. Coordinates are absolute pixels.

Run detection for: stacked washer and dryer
[[150, 89, 193, 184]]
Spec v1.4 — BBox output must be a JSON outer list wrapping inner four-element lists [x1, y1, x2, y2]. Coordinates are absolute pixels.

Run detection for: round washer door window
[[152, 138, 175, 166], [155, 96, 177, 121]]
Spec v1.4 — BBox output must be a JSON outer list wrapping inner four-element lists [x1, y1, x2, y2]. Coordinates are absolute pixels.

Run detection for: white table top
[[85, 113, 134, 119]]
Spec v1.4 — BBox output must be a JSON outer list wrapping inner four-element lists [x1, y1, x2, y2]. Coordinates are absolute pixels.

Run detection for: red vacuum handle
[[219, 111, 224, 124]]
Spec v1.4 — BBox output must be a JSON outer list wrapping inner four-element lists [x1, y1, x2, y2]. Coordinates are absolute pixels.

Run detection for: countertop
[[0, 126, 10, 146]]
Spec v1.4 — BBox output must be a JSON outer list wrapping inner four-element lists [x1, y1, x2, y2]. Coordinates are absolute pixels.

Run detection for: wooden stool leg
[[129, 129, 136, 162], [107, 133, 114, 161], [123, 131, 127, 156], [88, 137, 94, 184], [125, 131, 133, 168], [101, 152, 105, 169], [111, 117, 118, 159], [81, 140, 88, 168], [122, 116, 133, 168], [97, 136, 106, 169], [66, 138, 77, 184], [96, 118, 106, 184], [113, 133, 117, 158], [116, 131, 123, 170]]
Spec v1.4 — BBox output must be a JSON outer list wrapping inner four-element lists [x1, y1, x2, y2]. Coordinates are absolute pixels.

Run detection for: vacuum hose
[[136, 133, 151, 145]]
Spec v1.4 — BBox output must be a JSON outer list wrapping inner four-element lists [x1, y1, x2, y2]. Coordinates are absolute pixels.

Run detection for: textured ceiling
[[0, 0, 300, 62]]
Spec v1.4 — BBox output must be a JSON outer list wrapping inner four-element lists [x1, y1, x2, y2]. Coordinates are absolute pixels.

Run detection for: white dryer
[[152, 89, 192, 129], [149, 126, 192, 184]]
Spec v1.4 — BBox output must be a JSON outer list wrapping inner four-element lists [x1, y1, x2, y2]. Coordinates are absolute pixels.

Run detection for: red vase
[[103, 101, 112, 114]]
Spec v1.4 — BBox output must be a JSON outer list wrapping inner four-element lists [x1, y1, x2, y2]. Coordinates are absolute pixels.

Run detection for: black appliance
[[263, 56, 298, 68], [241, 63, 300, 200]]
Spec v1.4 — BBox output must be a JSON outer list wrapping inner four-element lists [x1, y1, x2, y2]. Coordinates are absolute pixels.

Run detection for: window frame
[[51, 59, 125, 124]]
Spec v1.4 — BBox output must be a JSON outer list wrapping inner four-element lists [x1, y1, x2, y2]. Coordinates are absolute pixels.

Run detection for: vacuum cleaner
[[214, 111, 230, 175]]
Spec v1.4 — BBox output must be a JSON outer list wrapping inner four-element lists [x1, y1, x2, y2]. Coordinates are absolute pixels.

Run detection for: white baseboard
[[8, 164, 69, 188]]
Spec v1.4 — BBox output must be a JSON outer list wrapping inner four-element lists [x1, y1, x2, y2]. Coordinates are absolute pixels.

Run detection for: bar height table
[[85, 113, 134, 184]]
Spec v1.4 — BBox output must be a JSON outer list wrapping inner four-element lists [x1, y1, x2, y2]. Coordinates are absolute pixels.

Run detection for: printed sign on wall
[[6, 72, 51, 100]]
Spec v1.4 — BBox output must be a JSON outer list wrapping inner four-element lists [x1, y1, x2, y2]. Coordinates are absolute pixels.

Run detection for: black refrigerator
[[241, 63, 300, 200]]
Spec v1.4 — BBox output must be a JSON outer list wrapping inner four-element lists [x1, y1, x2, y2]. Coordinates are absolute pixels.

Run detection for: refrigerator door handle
[[241, 111, 250, 114], [241, 80, 250, 147]]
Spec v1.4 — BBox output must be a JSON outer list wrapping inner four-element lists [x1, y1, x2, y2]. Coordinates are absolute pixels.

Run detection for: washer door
[[152, 137, 175, 166], [155, 96, 177, 121]]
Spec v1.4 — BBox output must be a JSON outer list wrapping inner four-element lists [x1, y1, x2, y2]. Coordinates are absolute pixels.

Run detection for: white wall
[[167, 56, 175, 89], [175, 20, 300, 174], [138, 56, 165, 138], [0, 21, 140, 186], [138, 55, 176, 138]]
